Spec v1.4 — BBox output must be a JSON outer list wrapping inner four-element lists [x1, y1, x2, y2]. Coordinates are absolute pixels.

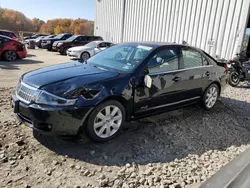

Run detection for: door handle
[[205, 71, 210, 76], [173, 76, 181, 82]]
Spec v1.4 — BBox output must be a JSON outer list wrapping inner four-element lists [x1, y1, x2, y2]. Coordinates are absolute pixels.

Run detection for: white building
[[94, 0, 250, 60]]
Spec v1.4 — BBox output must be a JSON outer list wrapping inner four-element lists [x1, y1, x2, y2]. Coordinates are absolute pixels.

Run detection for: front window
[[88, 44, 153, 73]]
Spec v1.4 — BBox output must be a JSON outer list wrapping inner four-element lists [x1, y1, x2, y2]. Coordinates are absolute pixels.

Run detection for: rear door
[[178, 47, 213, 98]]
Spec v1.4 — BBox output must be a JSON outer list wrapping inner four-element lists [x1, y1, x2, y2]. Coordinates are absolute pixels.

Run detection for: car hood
[[53, 40, 67, 45], [22, 62, 119, 88], [69, 46, 90, 51]]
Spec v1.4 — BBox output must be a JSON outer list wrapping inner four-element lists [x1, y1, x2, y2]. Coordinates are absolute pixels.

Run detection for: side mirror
[[144, 75, 152, 88]]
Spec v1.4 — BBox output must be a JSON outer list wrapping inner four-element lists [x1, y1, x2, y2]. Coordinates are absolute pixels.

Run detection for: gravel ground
[[1, 50, 250, 188]]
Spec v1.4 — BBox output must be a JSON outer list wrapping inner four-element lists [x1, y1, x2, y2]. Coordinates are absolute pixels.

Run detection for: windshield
[[36, 36, 43, 40], [66, 35, 78, 41], [54, 34, 64, 39], [44, 35, 55, 39], [86, 41, 98, 48], [87, 44, 154, 73]]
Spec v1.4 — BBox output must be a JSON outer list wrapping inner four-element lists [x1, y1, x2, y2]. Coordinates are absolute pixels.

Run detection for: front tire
[[229, 71, 240, 87], [86, 100, 125, 142], [3, 50, 17, 61], [60, 47, 69, 55], [202, 84, 219, 110], [47, 45, 52, 51], [80, 52, 90, 61]]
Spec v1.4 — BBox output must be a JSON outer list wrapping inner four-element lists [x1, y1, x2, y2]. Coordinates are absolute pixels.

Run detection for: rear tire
[[3, 50, 17, 61], [229, 71, 240, 87], [85, 100, 125, 142], [202, 84, 219, 110]]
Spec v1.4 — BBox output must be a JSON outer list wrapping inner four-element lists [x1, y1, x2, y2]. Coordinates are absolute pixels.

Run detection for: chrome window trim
[[149, 65, 213, 76]]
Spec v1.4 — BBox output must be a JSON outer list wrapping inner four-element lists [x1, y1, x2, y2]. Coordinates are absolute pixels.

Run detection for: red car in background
[[0, 35, 27, 61]]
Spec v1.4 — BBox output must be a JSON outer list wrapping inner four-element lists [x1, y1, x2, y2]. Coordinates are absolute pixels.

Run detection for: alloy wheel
[[93, 105, 122, 139], [230, 72, 240, 85], [205, 86, 218, 108], [5, 51, 17, 61], [81, 52, 90, 61]]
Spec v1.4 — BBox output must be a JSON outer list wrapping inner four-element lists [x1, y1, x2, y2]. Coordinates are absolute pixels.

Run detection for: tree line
[[0, 7, 94, 35]]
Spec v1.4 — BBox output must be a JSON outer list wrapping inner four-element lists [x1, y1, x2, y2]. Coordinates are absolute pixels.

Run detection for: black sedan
[[41, 33, 72, 51], [11, 42, 227, 142]]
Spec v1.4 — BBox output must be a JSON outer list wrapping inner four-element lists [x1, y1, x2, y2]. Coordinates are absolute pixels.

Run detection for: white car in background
[[67, 41, 114, 61]]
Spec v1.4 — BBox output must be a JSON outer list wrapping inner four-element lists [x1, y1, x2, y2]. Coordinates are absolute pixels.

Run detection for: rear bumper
[[11, 92, 93, 136]]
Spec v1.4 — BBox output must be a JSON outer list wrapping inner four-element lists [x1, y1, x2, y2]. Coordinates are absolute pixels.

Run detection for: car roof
[[0, 34, 13, 40], [93, 41, 113, 44], [122, 42, 201, 50], [0, 29, 14, 33]]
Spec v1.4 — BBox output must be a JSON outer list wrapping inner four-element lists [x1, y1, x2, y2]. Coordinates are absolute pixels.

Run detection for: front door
[[134, 46, 187, 115]]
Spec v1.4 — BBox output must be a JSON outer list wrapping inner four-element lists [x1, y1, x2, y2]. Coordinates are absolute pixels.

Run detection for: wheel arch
[[96, 95, 132, 121], [78, 95, 132, 137], [2, 50, 18, 60], [206, 81, 221, 95], [81, 51, 91, 57]]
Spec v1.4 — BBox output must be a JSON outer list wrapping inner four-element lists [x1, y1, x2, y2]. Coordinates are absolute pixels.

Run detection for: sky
[[0, 0, 95, 21], [246, 29, 250, 35]]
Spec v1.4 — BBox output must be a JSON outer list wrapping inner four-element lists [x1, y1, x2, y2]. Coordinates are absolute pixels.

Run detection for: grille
[[16, 82, 38, 104]]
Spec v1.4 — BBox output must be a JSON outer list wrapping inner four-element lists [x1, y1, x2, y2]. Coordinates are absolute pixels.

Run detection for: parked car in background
[[0, 35, 26, 61], [11, 42, 227, 142], [67, 41, 113, 61], [0, 30, 17, 39], [35, 34, 56, 48], [53, 35, 103, 55], [41, 33, 72, 51], [24, 34, 48, 40]]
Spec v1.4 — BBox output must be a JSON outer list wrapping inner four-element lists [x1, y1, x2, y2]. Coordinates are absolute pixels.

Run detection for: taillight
[[224, 64, 229, 73], [228, 59, 233, 63]]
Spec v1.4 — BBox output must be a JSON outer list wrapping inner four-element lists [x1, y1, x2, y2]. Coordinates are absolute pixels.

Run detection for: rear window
[[202, 50, 217, 63]]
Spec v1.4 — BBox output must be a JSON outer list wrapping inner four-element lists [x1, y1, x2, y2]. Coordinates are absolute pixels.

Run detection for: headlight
[[73, 50, 83, 53], [57, 42, 63, 47], [36, 91, 77, 106], [78, 84, 103, 99]]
